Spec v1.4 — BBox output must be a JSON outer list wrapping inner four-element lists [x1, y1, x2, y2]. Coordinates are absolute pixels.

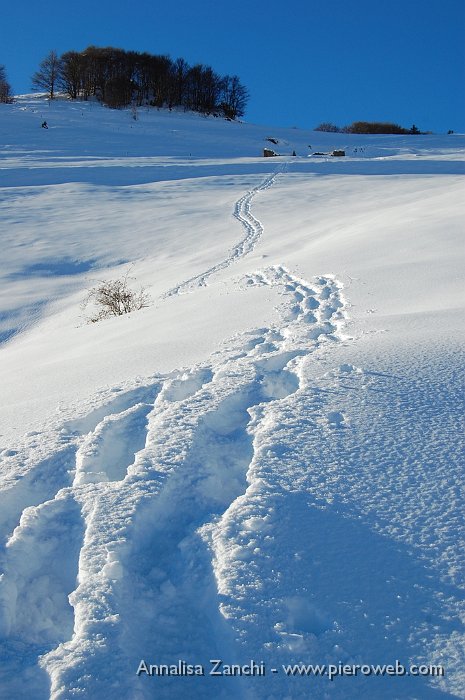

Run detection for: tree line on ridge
[[29, 47, 249, 118]]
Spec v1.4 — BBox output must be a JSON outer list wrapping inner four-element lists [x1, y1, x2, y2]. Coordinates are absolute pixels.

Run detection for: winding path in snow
[[0, 144, 350, 700], [164, 164, 287, 297], [0, 264, 347, 699], [0, 162, 354, 699]]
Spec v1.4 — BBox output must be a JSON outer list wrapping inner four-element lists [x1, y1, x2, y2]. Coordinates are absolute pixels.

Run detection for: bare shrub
[[314, 122, 340, 133], [82, 270, 151, 323]]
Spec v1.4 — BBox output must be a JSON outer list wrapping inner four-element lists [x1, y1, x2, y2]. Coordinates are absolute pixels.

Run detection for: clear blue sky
[[3, 0, 465, 132]]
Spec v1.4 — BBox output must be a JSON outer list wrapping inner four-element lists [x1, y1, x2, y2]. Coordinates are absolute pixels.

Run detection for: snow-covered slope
[[0, 95, 464, 700]]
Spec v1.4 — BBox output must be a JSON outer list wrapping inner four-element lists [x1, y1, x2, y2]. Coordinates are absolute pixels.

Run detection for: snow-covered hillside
[[0, 95, 464, 700]]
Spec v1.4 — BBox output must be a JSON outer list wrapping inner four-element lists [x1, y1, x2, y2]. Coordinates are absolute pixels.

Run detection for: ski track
[[164, 164, 287, 297]]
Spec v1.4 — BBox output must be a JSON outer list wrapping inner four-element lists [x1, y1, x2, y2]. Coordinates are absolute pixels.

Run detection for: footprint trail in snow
[[165, 164, 286, 297], [0, 254, 347, 699]]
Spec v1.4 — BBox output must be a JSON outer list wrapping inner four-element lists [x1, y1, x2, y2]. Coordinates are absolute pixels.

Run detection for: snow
[[0, 94, 464, 699]]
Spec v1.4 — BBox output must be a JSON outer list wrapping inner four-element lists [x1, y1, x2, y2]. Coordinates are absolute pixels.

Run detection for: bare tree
[[32, 50, 62, 99], [220, 75, 249, 119], [59, 51, 84, 99], [0, 65, 13, 103], [170, 57, 189, 107]]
